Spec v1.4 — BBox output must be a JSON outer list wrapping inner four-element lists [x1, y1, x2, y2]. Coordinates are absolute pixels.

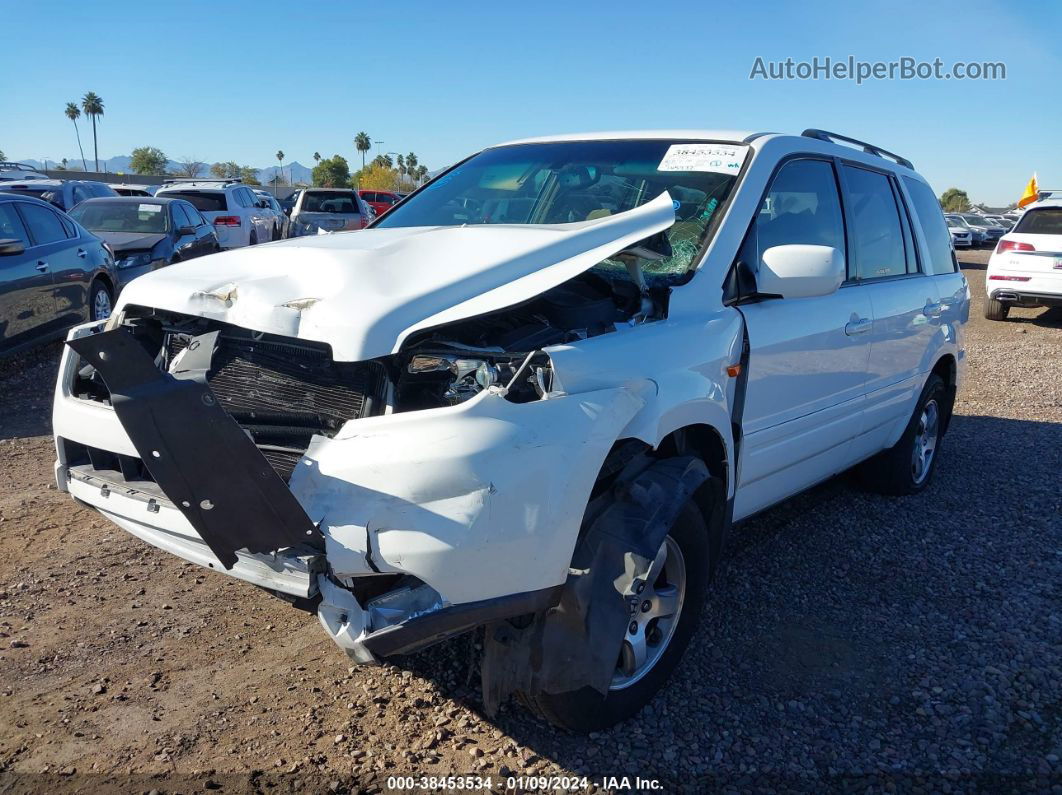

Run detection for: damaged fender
[[481, 456, 712, 712], [288, 384, 650, 605]]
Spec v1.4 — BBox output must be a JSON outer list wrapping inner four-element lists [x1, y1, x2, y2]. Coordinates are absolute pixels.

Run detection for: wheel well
[[592, 424, 730, 575], [91, 272, 114, 296], [931, 354, 957, 433]]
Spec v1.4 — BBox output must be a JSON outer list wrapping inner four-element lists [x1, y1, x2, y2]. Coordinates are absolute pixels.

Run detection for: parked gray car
[[288, 189, 371, 237], [0, 179, 118, 212], [0, 193, 117, 356]]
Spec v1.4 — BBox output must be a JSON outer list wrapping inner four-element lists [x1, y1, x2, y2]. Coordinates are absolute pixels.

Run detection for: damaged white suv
[[52, 129, 969, 731]]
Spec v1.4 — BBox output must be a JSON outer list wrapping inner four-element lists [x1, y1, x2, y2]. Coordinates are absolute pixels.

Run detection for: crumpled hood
[[115, 192, 675, 361], [95, 231, 167, 253]]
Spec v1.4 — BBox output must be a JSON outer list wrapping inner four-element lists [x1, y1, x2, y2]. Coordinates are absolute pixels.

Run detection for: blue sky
[[2, 0, 1058, 205]]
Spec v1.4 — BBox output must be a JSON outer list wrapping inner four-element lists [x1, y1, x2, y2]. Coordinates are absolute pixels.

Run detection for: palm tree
[[396, 154, 405, 188], [65, 102, 87, 171], [354, 132, 371, 169], [275, 150, 285, 195], [313, 151, 321, 164], [81, 92, 104, 171], [415, 164, 428, 185]]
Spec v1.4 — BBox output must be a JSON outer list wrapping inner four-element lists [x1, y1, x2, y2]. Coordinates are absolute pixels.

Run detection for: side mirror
[[0, 238, 26, 256], [757, 244, 844, 299], [176, 225, 196, 236]]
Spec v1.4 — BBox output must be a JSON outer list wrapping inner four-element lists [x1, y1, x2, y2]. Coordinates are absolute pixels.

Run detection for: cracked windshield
[[376, 139, 745, 284]]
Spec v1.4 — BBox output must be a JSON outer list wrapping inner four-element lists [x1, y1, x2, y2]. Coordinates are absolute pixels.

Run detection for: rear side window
[[903, 177, 957, 274], [1014, 208, 1062, 235], [743, 158, 846, 272], [843, 166, 908, 280], [0, 203, 30, 244], [162, 191, 227, 212], [19, 202, 70, 245], [172, 204, 192, 228]]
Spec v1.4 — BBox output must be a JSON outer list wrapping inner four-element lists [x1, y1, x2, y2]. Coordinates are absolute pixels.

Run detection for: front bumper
[[53, 322, 645, 661]]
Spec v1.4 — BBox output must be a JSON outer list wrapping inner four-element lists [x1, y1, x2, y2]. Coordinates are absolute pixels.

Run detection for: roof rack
[[801, 129, 914, 170], [161, 177, 242, 185], [0, 161, 40, 171]]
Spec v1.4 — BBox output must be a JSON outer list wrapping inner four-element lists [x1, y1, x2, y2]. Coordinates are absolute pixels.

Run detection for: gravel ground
[[0, 249, 1059, 793]]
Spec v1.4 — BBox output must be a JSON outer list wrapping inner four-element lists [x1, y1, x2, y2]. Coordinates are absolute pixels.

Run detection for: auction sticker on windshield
[[139, 204, 162, 213], [657, 143, 747, 174]]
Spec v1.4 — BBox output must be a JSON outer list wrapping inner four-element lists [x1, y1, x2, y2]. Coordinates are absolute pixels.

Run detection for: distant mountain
[[17, 156, 314, 185]]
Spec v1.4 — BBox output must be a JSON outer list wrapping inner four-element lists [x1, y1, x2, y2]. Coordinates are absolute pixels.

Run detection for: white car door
[[733, 157, 872, 520], [839, 165, 942, 461]]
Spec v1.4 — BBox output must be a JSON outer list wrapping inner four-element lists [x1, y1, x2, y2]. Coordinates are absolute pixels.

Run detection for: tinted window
[[903, 177, 957, 274], [72, 185, 93, 206], [0, 203, 30, 243], [744, 158, 846, 272], [161, 191, 227, 212], [1014, 208, 1062, 235], [843, 166, 907, 280], [171, 204, 191, 228], [302, 191, 361, 214], [19, 202, 70, 245]]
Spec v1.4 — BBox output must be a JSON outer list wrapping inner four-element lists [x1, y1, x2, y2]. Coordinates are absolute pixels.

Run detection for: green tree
[[939, 187, 971, 213], [239, 166, 261, 186], [313, 151, 321, 164], [372, 153, 393, 169], [0, 149, 4, 160], [210, 161, 240, 178], [129, 146, 168, 175], [60, 158, 68, 170], [354, 132, 371, 169], [65, 102, 88, 171], [415, 164, 428, 184], [81, 92, 104, 171], [312, 154, 351, 187]]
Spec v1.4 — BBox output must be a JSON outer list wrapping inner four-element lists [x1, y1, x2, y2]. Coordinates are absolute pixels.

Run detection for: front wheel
[[523, 501, 710, 732], [89, 280, 113, 322]]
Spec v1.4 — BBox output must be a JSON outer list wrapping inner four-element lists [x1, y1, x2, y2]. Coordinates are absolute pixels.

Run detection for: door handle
[[844, 317, 872, 336], [77, 248, 87, 258], [35, 260, 49, 272]]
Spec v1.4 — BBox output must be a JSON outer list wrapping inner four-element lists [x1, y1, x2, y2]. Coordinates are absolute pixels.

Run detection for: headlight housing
[[399, 350, 553, 409], [117, 252, 153, 270]]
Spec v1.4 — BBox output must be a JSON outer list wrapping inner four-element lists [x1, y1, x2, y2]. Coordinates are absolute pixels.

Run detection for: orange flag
[[1017, 172, 1039, 208]]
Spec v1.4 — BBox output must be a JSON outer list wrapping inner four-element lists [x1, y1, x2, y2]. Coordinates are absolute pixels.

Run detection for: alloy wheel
[[610, 535, 686, 690]]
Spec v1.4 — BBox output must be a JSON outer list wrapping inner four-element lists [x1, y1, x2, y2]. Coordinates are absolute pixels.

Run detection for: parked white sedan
[[984, 199, 1062, 320]]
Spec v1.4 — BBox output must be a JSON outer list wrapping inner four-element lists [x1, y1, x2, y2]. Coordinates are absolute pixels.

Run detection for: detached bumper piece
[[67, 328, 322, 569]]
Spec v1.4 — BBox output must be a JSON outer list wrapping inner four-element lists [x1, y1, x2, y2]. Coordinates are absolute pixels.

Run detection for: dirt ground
[[0, 248, 1059, 793]]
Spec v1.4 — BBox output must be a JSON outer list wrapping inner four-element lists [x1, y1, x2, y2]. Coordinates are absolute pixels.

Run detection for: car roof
[[495, 129, 761, 147], [0, 191, 63, 208], [75, 196, 179, 204]]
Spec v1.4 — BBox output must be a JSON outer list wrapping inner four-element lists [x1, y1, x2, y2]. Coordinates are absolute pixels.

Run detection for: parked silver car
[[288, 189, 372, 237]]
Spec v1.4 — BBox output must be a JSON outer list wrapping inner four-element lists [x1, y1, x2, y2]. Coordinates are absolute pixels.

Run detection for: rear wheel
[[983, 294, 1010, 321], [523, 501, 710, 732], [248, 229, 259, 246], [859, 373, 946, 496], [89, 280, 113, 322]]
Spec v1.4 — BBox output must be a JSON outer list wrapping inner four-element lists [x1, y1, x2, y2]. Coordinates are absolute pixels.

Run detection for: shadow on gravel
[[391, 411, 1061, 783], [1010, 306, 1062, 329]]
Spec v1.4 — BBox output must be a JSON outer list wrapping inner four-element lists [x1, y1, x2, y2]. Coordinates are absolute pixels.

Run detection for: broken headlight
[[402, 351, 552, 407]]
